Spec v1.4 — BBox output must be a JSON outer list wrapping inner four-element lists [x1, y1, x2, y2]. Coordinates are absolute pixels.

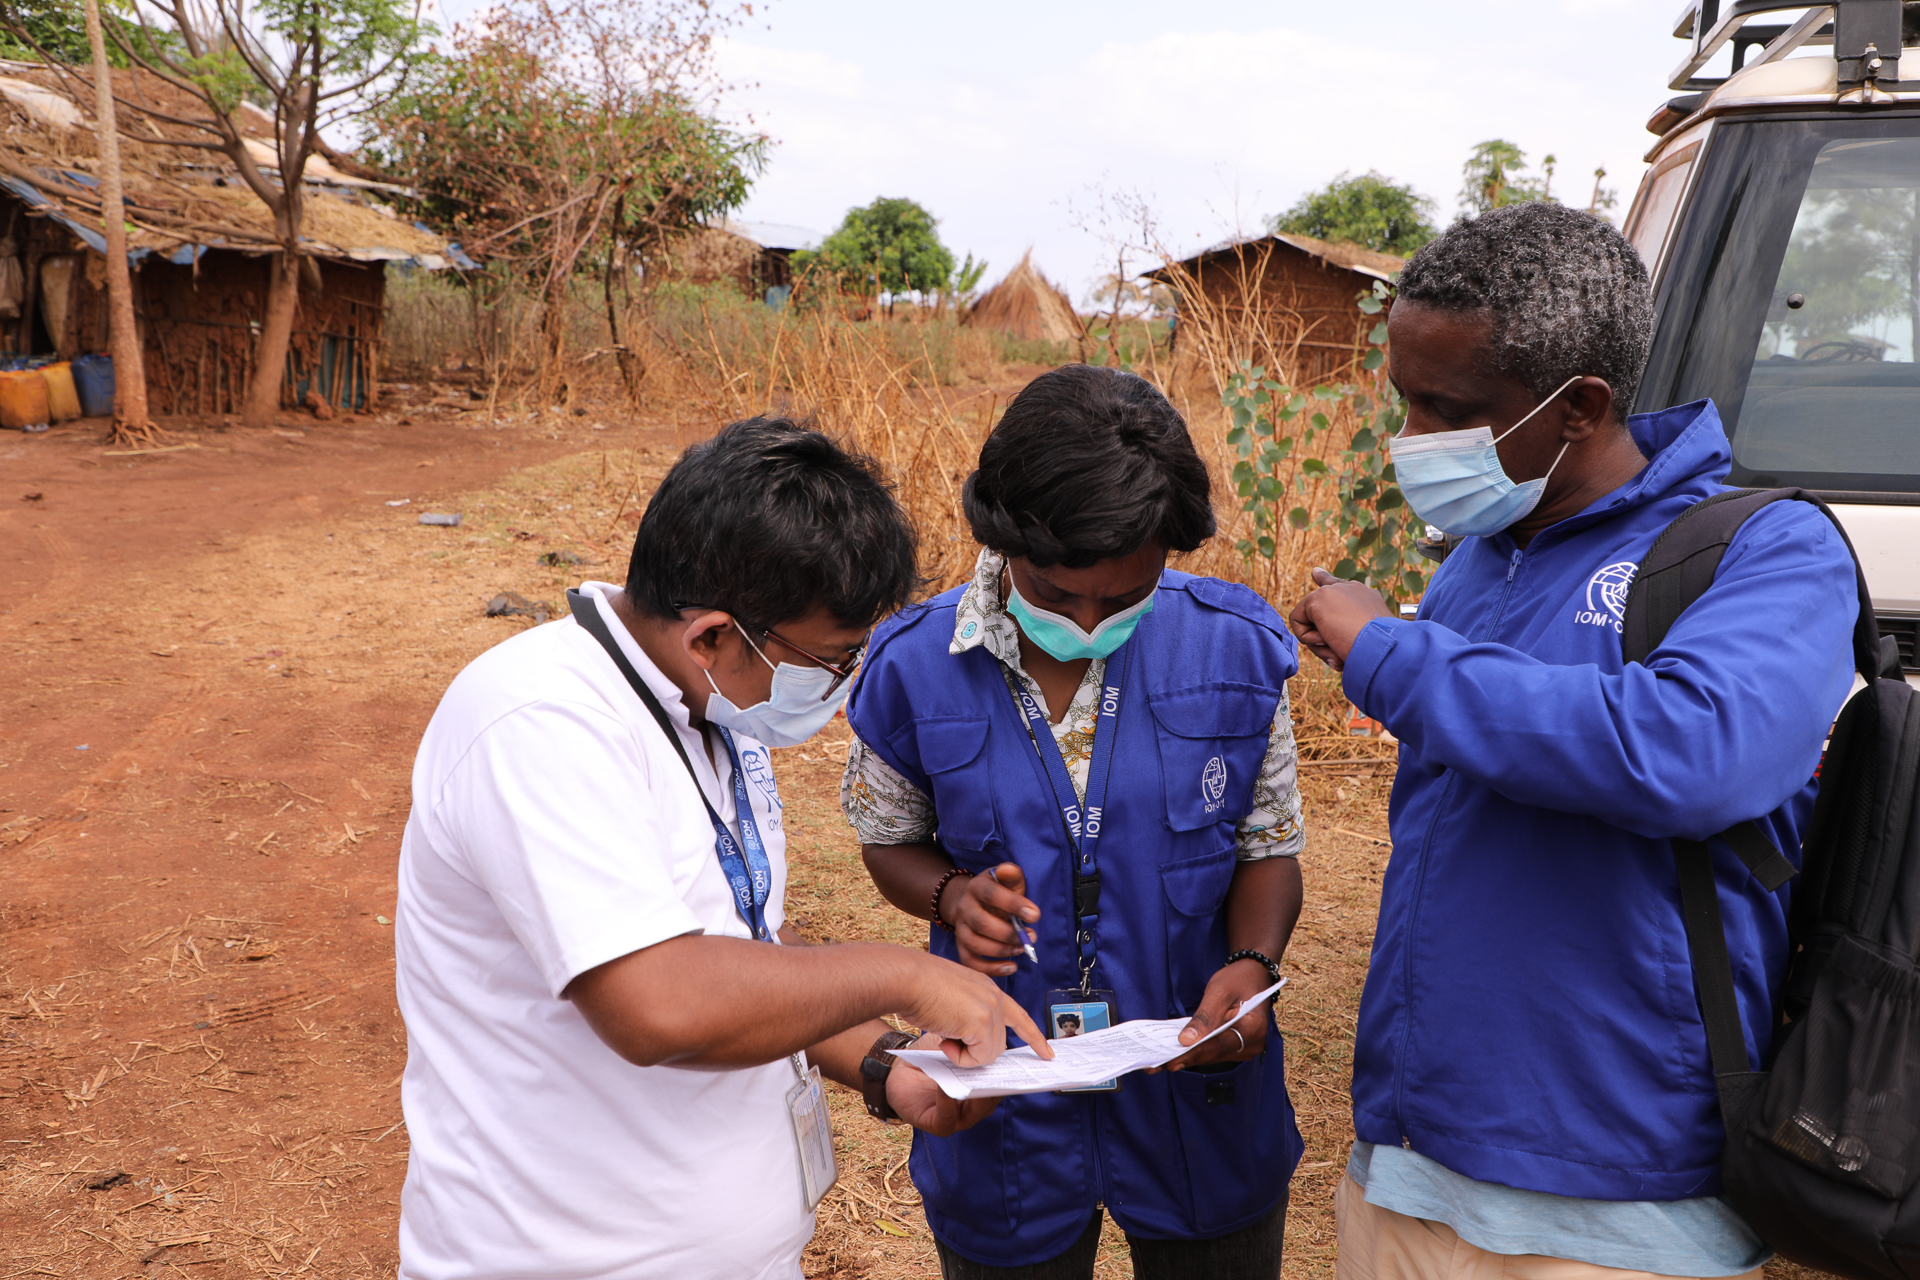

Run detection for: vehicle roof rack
[[1668, 0, 1905, 93]]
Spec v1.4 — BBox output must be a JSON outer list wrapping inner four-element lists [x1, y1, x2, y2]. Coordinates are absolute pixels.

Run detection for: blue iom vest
[[848, 570, 1305, 1266]]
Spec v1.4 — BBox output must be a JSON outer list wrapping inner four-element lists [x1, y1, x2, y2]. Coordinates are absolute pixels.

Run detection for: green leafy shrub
[[1222, 283, 1428, 606]]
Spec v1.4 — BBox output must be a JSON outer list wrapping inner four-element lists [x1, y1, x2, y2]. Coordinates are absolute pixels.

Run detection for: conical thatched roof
[[966, 251, 1082, 344]]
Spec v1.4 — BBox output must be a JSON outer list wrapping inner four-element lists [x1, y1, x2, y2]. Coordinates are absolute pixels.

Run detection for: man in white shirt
[[396, 418, 1048, 1280]]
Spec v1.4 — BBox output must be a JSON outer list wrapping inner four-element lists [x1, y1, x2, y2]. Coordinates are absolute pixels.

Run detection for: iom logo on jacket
[[1575, 562, 1637, 633], [1201, 756, 1227, 814]]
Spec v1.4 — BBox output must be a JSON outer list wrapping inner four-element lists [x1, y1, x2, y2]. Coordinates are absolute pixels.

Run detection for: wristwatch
[[860, 1029, 918, 1123]]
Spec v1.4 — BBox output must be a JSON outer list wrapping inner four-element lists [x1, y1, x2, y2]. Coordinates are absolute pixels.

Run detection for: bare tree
[[80, 0, 158, 444]]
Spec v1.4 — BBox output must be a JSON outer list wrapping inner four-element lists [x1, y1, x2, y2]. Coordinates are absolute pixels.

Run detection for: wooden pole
[[82, 0, 157, 442]]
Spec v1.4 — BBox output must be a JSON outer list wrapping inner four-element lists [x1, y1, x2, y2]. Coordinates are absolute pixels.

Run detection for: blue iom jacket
[[848, 573, 1303, 1266], [1344, 400, 1857, 1202]]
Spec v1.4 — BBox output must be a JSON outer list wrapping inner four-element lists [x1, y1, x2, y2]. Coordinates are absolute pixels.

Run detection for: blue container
[[72, 354, 114, 417]]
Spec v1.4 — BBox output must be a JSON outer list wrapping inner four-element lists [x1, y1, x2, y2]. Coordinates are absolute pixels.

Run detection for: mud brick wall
[[1183, 247, 1377, 386], [130, 254, 386, 416], [58, 248, 384, 416]]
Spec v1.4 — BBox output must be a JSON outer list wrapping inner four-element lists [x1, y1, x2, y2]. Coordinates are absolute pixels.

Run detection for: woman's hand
[[942, 862, 1040, 977], [1150, 958, 1272, 1073], [885, 1035, 1002, 1136]]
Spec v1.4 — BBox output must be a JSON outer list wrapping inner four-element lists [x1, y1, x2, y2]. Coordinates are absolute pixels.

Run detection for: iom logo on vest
[[1575, 561, 1638, 634], [1201, 756, 1227, 814]]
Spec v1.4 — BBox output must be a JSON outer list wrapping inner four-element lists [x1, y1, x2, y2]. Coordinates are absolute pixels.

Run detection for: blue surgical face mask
[[703, 629, 849, 747], [1387, 375, 1582, 538], [1006, 579, 1156, 661]]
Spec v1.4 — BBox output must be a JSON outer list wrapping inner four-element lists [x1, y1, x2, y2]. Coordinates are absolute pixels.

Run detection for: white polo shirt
[[395, 581, 810, 1280]]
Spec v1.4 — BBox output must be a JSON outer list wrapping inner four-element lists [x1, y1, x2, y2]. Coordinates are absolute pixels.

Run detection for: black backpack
[[1622, 486, 1920, 1280]]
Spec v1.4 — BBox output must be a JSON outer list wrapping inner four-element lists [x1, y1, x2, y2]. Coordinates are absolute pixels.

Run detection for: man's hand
[[1289, 567, 1394, 671], [567, 934, 1050, 1071], [1151, 958, 1271, 1073], [902, 955, 1053, 1067], [885, 1035, 1000, 1135], [944, 862, 1040, 977]]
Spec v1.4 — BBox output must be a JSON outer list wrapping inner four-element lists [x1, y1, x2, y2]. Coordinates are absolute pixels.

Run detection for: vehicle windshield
[[1640, 115, 1920, 497]]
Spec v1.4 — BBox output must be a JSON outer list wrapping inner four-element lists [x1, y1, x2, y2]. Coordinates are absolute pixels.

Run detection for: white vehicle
[[1625, 0, 1919, 684]]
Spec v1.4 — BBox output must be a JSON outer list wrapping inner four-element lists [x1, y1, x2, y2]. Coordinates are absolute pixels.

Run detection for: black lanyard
[[1008, 643, 1128, 995]]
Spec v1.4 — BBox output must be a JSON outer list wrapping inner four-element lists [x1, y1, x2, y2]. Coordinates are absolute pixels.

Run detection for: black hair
[[962, 364, 1214, 568], [626, 416, 917, 628], [1395, 202, 1654, 416]]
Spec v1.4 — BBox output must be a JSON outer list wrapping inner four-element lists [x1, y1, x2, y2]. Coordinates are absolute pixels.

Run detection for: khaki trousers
[[1334, 1175, 1763, 1280]]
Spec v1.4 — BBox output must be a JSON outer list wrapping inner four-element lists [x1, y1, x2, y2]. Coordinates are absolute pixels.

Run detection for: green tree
[[950, 252, 989, 304], [82, 0, 430, 426], [1269, 171, 1437, 256], [1459, 140, 1558, 215], [803, 197, 958, 311], [0, 0, 97, 62]]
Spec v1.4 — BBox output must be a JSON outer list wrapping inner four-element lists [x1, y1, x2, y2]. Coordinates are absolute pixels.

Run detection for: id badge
[[785, 1058, 839, 1211], [1047, 989, 1119, 1092]]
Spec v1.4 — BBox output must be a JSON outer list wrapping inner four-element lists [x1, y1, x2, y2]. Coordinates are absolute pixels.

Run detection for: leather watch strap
[[859, 1029, 918, 1123]]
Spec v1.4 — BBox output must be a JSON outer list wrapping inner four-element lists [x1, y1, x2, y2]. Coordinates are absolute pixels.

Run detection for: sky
[[707, 0, 1721, 304], [425, 0, 1766, 305]]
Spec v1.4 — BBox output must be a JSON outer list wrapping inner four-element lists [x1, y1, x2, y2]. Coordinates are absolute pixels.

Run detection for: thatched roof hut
[[0, 60, 465, 415], [1146, 232, 1404, 384], [667, 218, 818, 303], [966, 252, 1082, 344]]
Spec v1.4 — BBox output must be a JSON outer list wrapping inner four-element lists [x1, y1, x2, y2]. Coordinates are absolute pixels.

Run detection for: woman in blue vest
[[842, 364, 1306, 1278]]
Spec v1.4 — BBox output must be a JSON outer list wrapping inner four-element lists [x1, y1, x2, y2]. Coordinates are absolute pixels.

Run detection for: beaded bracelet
[[931, 867, 974, 932], [1225, 948, 1284, 1002]]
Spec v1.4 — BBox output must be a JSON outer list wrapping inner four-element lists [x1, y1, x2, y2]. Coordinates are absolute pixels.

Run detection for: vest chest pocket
[[906, 715, 1000, 853], [1146, 684, 1280, 832]]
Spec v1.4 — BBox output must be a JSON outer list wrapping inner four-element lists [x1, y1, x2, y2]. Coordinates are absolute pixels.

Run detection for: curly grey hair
[[1395, 203, 1654, 416]]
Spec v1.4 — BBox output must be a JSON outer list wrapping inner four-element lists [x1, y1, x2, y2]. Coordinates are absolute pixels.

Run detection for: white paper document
[[892, 978, 1286, 1100]]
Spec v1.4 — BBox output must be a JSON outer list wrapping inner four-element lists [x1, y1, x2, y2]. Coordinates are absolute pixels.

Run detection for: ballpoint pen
[[985, 868, 1040, 964]]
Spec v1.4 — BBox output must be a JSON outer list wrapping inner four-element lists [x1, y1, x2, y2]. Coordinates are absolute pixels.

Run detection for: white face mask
[[702, 627, 850, 748]]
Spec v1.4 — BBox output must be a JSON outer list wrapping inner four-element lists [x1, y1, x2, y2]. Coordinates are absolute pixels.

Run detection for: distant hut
[[1147, 233, 1403, 384], [0, 61, 466, 416], [966, 252, 1082, 344], [668, 219, 819, 306]]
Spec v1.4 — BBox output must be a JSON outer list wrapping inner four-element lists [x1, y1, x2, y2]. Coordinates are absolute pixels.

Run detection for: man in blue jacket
[[1289, 203, 1858, 1279]]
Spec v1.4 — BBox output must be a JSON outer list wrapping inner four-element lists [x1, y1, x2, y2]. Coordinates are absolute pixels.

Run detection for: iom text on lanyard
[[1011, 646, 1128, 1090]]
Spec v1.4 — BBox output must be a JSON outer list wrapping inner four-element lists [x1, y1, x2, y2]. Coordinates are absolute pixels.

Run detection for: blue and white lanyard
[[707, 725, 775, 942], [1010, 644, 1127, 994]]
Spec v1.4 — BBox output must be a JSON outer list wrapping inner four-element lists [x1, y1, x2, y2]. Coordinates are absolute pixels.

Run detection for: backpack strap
[[1675, 835, 1755, 1121], [1623, 487, 1885, 894], [1626, 487, 1885, 1127], [1622, 486, 1882, 681]]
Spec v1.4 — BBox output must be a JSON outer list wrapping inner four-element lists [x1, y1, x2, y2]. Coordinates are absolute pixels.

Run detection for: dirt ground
[[0, 390, 1816, 1279]]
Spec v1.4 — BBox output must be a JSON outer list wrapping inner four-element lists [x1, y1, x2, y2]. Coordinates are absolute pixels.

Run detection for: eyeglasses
[[673, 603, 867, 701]]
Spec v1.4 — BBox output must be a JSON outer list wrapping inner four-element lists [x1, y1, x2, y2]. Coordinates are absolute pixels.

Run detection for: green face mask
[[1005, 581, 1157, 661]]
